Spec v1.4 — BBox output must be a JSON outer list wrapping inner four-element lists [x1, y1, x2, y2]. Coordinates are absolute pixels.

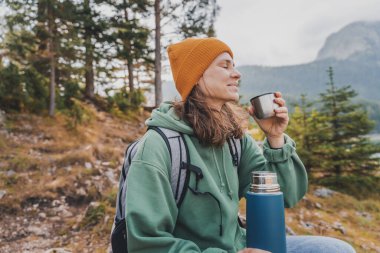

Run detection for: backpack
[[110, 126, 242, 253]]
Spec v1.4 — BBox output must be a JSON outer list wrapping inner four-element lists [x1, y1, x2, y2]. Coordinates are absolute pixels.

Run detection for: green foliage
[[318, 67, 380, 176], [24, 67, 49, 113], [317, 175, 380, 200], [62, 81, 82, 109], [287, 94, 329, 173], [289, 67, 380, 178], [179, 0, 220, 37], [1, 0, 220, 114], [0, 63, 25, 112], [107, 89, 145, 112], [64, 98, 92, 130]]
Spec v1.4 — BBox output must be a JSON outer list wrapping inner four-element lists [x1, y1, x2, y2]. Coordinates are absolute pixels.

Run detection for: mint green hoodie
[[126, 102, 308, 253]]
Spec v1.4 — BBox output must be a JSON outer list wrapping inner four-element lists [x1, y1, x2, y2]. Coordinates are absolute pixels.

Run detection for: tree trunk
[[84, 0, 95, 99], [127, 59, 134, 93], [48, 3, 55, 117], [154, 0, 162, 107], [84, 36, 94, 99], [123, 0, 134, 93]]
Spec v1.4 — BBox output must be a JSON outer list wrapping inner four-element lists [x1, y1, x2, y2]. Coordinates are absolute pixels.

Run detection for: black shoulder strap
[[227, 137, 242, 167]]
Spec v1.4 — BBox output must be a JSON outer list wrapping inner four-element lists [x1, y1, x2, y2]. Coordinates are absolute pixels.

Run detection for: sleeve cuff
[[263, 134, 296, 162]]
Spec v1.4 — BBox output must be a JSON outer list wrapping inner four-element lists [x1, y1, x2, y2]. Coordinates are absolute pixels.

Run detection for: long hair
[[173, 86, 249, 147]]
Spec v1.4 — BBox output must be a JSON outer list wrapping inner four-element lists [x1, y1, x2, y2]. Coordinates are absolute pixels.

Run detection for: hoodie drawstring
[[186, 163, 224, 236], [212, 146, 233, 199]]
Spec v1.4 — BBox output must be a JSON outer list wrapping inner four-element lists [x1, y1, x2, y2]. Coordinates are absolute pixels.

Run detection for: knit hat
[[167, 37, 233, 101]]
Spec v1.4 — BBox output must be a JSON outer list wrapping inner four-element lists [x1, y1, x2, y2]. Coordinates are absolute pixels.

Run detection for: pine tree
[[319, 67, 380, 177], [287, 94, 328, 174]]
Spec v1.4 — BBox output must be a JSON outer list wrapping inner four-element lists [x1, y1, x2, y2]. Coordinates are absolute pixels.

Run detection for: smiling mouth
[[227, 83, 239, 87]]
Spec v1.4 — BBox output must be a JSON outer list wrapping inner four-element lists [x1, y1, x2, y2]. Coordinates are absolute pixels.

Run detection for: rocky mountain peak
[[316, 21, 380, 61]]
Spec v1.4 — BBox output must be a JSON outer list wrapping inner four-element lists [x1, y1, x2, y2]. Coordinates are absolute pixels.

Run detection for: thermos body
[[246, 171, 287, 253], [246, 191, 286, 253]]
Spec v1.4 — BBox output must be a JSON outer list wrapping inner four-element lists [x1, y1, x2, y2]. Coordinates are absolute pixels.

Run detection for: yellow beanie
[[167, 37, 233, 101]]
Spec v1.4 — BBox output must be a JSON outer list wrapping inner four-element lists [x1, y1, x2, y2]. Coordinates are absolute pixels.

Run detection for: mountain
[[237, 21, 380, 103]]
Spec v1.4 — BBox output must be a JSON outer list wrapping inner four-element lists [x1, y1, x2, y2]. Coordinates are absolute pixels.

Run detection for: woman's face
[[197, 52, 241, 110]]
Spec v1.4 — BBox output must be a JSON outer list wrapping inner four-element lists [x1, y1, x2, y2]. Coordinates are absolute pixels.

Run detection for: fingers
[[248, 106, 254, 115], [274, 97, 285, 107], [274, 91, 282, 98], [274, 107, 289, 120]]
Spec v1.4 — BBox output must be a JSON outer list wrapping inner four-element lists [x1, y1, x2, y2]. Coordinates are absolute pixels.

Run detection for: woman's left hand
[[248, 92, 289, 147]]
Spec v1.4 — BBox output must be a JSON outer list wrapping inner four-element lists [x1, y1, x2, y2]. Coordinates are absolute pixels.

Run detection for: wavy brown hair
[[173, 86, 249, 147]]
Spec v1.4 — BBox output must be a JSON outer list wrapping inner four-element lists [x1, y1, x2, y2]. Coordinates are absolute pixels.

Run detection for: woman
[[125, 38, 355, 253]]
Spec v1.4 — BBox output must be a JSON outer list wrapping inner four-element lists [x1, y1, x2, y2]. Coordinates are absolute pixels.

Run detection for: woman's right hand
[[237, 248, 271, 253]]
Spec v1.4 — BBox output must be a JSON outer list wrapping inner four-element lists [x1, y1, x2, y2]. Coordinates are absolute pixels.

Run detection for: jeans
[[287, 236, 356, 253]]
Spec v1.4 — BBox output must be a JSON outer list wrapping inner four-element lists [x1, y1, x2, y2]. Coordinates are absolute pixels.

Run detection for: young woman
[[125, 38, 355, 253]]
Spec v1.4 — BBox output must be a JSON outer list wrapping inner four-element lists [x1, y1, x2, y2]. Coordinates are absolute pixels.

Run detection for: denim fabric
[[287, 236, 356, 253]]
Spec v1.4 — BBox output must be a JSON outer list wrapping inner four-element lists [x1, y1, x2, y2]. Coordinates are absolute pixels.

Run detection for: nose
[[231, 68, 241, 80]]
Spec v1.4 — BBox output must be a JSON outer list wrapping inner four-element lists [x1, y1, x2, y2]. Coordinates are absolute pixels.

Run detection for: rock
[[313, 188, 336, 198], [105, 170, 117, 184], [44, 248, 72, 253], [85, 162, 92, 169], [315, 202, 322, 209], [286, 225, 296, 235], [27, 226, 49, 237], [76, 187, 87, 196], [339, 211, 349, 218], [39, 212, 47, 219], [0, 190, 6, 199], [0, 110, 6, 127], [332, 221, 346, 234], [356, 211, 372, 220], [7, 170, 16, 177], [300, 221, 315, 229], [101, 161, 111, 166]]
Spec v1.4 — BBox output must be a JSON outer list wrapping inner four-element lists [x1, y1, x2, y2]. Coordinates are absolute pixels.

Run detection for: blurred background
[[0, 0, 379, 252]]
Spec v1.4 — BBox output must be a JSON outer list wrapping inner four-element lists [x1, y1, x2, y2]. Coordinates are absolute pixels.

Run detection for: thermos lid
[[250, 171, 280, 193]]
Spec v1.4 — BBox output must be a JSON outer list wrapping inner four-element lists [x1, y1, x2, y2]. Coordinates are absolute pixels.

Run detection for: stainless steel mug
[[250, 93, 279, 119]]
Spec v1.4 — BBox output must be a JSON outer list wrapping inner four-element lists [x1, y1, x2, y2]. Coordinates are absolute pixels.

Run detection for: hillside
[[0, 105, 379, 252]]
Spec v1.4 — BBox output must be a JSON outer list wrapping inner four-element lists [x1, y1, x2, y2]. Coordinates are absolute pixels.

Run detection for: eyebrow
[[220, 59, 235, 67]]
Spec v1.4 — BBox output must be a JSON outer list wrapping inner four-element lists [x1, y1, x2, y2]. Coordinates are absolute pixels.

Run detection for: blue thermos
[[246, 171, 286, 253]]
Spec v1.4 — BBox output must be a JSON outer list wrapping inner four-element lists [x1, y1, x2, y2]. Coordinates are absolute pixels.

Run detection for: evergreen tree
[[107, 0, 152, 94], [287, 94, 328, 174], [319, 67, 380, 177]]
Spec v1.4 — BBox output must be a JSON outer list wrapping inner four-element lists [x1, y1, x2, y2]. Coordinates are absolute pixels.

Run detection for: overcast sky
[[214, 0, 380, 67]]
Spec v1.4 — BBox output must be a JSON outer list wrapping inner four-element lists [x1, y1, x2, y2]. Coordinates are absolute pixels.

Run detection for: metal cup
[[250, 92, 279, 119]]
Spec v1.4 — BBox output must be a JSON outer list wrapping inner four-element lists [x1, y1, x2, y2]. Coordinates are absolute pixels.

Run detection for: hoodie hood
[[145, 101, 193, 135]]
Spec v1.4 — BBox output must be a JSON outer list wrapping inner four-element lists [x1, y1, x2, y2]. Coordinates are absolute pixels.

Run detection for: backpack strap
[[115, 140, 140, 223], [149, 126, 189, 206], [227, 137, 242, 167]]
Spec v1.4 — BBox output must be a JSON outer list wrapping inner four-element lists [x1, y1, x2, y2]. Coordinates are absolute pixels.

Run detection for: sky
[[214, 0, 380, 67]]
